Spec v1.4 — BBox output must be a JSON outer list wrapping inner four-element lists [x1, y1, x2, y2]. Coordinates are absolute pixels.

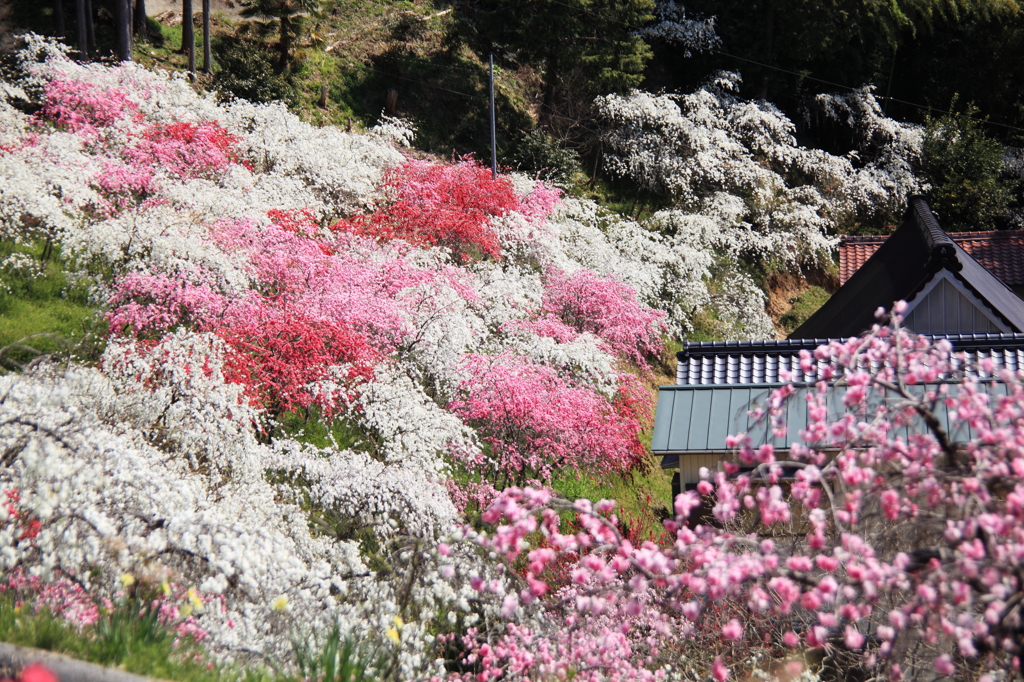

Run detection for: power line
[[715, 50, 1024, 134], [470, 0, 1024, 135]]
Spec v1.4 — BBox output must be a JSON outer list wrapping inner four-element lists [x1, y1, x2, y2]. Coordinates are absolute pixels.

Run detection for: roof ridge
[[840, 234, 888, 243], [908, 196, 962, 273], [681, 332, 1024, 357]]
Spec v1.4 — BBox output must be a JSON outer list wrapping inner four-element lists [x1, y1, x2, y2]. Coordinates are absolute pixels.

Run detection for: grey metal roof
[[676, 333, 1024, 385], [652, 381, 1008, 457]]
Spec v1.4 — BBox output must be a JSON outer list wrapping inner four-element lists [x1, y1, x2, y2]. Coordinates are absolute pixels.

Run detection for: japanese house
[[651, 197, 1024, 497]]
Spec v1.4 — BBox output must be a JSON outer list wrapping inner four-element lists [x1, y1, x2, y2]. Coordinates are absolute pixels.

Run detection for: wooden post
[[74, 0, 86, 56], [53, 0, 65, 37], [134, 0, 147, 36], [84, 0, 95, 53], [115, 0, 132, 61]]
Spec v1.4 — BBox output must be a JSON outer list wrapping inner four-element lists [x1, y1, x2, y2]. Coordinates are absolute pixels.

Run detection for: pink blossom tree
[[532, 268, 667, 368], [447, 353, 650, 492], [444, 309, 1024, 682]]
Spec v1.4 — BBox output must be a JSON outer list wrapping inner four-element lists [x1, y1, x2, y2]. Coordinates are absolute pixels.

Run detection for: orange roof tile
[[840, 231, 1024, 287]]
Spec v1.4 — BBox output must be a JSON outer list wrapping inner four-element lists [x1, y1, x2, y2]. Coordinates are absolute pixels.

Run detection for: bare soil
[[146, 0, 244, 20]]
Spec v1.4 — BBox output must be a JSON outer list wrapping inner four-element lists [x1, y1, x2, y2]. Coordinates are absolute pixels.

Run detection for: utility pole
[[489, 53, 497, 180], [202, 0, 211, 74]]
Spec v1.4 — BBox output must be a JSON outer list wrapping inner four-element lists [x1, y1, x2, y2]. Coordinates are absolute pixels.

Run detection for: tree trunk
[[85, 0, 95, 53], [53, 0, 65, 37], [74, 0, 86, 56], [278, 15, 291, 70], [202, 0, 211, 73], [134, 0, 147, 36], [182, 0, 195, 74], [539, 54, 558, 127], [115, 0, 132, 61]]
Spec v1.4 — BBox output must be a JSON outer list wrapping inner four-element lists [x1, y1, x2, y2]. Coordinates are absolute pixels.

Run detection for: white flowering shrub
[[636, 1, 721, 56], [592, 74, 928, 336], [0, 35, 696, 674]]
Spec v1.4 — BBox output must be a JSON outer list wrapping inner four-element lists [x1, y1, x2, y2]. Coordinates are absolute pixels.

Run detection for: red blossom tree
[[220, 311, 377, 417], [339, 157, 518, 263], [128, 120, 244, 179]]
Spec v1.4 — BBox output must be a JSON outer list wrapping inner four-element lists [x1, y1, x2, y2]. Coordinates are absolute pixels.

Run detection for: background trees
[[240, 0, 321, 70], [454, 0, 655, 128], [922, 101, 1016, 231]]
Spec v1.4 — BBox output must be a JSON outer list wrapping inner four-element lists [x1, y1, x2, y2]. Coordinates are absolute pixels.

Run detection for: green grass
[[291, 622, 389, 682], [550, 459, 674, 541], [779, 286, 831, 336], [0, 595, 272, 682], [0, 594, 392, 682], [0, 240, 104, 371]]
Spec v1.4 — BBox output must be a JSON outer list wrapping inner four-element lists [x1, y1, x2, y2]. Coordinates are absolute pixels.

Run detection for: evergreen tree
[[462, 0, 655, 124], [922, 100, 1013, 231]]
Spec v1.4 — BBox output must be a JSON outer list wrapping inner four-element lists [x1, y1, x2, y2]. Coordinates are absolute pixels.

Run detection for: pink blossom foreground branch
[[442, 310, 1024, 682]]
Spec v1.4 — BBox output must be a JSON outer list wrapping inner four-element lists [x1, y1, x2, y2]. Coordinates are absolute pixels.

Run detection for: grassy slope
[[0, 241, 101, 370], [0, 597, 268, 682]]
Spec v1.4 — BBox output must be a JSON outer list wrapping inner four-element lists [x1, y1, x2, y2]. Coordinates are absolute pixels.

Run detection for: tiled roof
[[794, 198, 1024, 338], [676, 333, 1024, 385], [841, 230, 1024, 286]]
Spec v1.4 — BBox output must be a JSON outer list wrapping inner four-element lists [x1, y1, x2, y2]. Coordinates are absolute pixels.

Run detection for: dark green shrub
[[212, 38, 296, 106], [510, 129, 583, 183], [922, 100, 1014, 231]]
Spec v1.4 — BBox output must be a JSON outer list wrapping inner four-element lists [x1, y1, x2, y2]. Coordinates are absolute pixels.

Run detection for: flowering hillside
[[0, 34, 765, 675]]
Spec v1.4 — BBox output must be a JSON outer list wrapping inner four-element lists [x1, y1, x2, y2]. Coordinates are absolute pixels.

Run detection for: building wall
[[904, 275, 1005, 334]]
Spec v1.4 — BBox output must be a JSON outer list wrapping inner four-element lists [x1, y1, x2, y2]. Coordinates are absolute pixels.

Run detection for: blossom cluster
[[595, 76, 926, 337], [0, 34, 675, 674], [445, 313, 1024, 681]]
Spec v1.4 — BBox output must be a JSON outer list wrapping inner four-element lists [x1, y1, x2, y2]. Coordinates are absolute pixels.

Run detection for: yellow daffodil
[[161, 580, 172, 597], [393, 615, 405, 629], [120, 573, 136, 588], [386, 627, 400, 643], [271, 595, 289, 612], [180, 604, 193, 618], [187, 587, 203, 610]]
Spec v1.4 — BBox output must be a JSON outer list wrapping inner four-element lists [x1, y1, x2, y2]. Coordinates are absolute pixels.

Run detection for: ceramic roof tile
[[840, 230, 1024, 286], [675, 333, 1024, 385]]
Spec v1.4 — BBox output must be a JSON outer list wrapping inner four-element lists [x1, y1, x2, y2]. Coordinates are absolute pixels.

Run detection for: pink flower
[[934, 655, 955, 676], [20, 664, 57, 682], [711, 657, 730, 682], [500, 594, 518, 618], [844, 626, 865, 649], [721, 619, 743, 640]]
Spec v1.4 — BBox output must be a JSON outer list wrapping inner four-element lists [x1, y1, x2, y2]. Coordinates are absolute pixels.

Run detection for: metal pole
[[489, 53, 497, 180]]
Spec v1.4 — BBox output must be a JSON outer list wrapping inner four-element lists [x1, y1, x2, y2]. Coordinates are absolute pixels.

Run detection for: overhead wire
[[469, 0, 1024, 135], [323, 1, 1024, 137]]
